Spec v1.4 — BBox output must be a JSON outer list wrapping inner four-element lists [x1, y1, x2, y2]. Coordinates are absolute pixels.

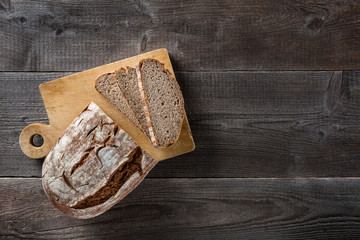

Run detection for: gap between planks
[[0, 70, 342, 73], [2, 177, 360, 180]]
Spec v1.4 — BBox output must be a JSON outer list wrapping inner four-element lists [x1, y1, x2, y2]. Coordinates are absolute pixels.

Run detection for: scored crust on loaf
[[137, 59, 185, 148], [42, 102, 157, 219], [114, 67, 151, 139], [95, 72, 145, 133]]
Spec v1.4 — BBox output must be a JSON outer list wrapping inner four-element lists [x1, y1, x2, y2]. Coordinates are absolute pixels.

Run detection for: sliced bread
[[115, 68, 151, 139], [137, 59, 185, 148], [95, 72, 144, 133]]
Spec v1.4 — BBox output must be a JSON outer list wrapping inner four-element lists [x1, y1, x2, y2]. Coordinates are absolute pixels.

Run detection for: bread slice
[[95, 72, 144, 133], [137, 59, 185, 148], [115, 68, 151, 139]]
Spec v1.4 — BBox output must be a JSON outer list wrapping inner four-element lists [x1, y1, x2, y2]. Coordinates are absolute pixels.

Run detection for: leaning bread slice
[[114, 67, 151, 139], [137, 59, 185, 148], [95, 72, 145, 133]]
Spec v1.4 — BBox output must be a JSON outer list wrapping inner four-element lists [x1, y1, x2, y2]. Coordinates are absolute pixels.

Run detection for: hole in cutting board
[[30, 134, 44, 147]]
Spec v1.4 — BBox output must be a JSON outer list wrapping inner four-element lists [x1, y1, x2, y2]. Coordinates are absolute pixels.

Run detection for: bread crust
[[136, 59, 185, 148]]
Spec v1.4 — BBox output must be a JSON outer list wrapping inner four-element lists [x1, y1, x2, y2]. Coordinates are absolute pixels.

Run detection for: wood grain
[[3, 71, 360, 178], [1, 178, 360, 239], [2, 1, 360, 238], [0, 0, 359, 71]]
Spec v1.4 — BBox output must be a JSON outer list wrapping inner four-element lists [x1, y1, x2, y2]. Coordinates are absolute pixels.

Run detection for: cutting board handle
[[19, 123, 59, 159]]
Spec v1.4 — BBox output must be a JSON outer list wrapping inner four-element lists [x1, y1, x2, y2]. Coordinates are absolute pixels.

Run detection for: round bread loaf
[[42, 102, 157, 219]]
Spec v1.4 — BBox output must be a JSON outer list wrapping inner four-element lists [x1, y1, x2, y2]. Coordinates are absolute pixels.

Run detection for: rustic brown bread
[[114, 67, 151, 139], [137, 59, 185, 148], [42, 102, 157, 219], [95, 72, 145, 133]]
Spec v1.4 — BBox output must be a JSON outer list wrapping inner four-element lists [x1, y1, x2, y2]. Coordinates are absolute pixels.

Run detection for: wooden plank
[[158, 70, 360, 178], [0, 0, 359, 71], [2, 71, 360, 178], [1, 178, 360, 239]]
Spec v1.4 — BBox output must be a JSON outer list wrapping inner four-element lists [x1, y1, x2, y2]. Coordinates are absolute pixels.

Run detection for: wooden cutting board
[[19, 48, 195, 161]]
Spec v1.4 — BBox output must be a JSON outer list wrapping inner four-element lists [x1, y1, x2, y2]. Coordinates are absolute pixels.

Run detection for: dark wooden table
[[1, 1, 360, 239]]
